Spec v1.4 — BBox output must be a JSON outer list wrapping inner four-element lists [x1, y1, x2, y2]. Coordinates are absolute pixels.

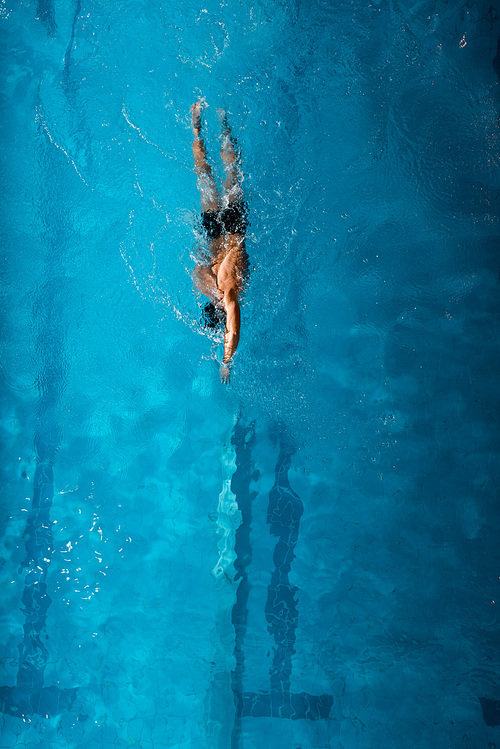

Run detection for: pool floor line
[[229, 421, 333, 737]]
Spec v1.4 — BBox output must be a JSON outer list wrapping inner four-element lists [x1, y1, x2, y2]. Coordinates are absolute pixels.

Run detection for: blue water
[[1, 0, 499, 747]]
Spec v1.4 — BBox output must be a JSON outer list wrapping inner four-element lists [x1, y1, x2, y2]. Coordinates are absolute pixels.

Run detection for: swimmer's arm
[[221, 288, 240, 380], [193, 265, 218, 299]]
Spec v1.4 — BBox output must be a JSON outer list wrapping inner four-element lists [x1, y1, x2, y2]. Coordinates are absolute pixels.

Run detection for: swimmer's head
[[202, 301, 226, 330]]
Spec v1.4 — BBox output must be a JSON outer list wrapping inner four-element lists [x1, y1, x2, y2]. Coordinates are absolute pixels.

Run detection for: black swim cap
[[202, 301, 226, 330]]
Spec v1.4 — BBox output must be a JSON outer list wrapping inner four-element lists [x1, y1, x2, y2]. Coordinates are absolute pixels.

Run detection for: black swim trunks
[[201, 200, 249, 240]]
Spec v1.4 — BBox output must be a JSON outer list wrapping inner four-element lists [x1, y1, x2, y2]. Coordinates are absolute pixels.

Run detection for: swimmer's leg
[[219, 110, 243, 203], [191, 100, 220, 213]]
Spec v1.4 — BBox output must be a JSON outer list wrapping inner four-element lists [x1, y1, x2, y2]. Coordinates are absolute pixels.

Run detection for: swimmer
[[191, 99, 249, 383]]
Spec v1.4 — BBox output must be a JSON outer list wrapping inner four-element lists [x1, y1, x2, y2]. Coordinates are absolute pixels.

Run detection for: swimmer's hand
[[220, 363, 231, 384]]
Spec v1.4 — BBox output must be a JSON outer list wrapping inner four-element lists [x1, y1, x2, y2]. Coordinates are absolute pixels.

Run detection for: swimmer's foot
[[191, 99, 205, 135], [217, 108, 231, 134]]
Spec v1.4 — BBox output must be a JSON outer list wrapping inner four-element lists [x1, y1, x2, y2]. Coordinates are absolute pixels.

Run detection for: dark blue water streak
[[0, 109, 78, 720]]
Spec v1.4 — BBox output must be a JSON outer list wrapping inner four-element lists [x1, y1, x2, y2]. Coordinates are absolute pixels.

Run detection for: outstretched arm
[[221, 288, 240, 382], [223, 288, 240, 362]]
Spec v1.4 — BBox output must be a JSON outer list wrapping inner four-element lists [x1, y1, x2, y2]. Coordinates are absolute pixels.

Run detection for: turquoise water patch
[[1, 0, 499, 747]]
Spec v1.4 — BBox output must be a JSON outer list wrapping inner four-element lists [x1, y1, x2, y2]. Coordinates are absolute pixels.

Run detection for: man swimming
[[191, 100, 249, 383]]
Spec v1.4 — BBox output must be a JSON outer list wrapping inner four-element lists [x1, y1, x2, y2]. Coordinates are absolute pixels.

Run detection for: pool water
[[1, 0, 499, 747]]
